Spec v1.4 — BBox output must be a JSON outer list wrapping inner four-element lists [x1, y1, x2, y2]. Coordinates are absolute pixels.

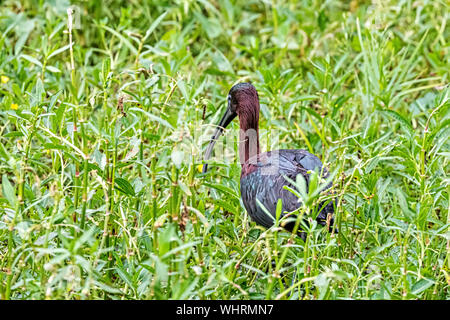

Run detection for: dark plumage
[[240, 150, 335, 238], [203, 82, 336, 239]]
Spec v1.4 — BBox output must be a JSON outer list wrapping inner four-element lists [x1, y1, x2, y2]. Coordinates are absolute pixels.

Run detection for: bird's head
[[227, 82, 259, 117], [202, 82, 260, 173]]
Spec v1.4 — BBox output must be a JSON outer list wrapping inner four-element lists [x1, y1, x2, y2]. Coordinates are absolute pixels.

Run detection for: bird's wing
[[240, 149, 330, 229]]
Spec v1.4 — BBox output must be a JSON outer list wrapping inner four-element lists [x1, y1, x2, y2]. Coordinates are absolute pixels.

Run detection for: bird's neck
[[238, 110, 260, 167]]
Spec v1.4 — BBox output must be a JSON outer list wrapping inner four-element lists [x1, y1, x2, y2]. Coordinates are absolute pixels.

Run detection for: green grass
[[0, 0, 449, 300]]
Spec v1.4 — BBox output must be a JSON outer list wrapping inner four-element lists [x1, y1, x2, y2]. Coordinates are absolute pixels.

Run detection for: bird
[[202, 82, 336, 240]]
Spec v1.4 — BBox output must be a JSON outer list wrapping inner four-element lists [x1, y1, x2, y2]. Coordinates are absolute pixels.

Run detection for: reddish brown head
[[228, 83, 260, 132], [203, 83, 261, 173]]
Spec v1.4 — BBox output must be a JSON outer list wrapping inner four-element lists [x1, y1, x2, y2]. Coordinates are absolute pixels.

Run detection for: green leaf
[[212, 199, 238, 214], [47, 43, 72, 59], [101, 58, 111, 84], [143, 11, 168, 42], [203, 182, 239, 199], [256, 199, 276, 224], [114, 267, 134, 288], [21, 54, 42, 67], [382, 109, 414, 137], [411, 278, 434, 296], [308, 169, 319, 197], [396, 189, 413, 221], [93, 280, 122, 294], [129, 107, 174, 130], [3, 131, 24, 138], [2, 174, 17, 207], [35, 78, 45, 101], [46, 65, 61, 73], [115, 177, 135, 196], [101, 25, 138, 55], [275, 198, 283, 223]]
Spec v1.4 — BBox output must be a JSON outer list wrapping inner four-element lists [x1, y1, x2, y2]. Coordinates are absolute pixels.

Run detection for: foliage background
[[0, 0, 448, 299]]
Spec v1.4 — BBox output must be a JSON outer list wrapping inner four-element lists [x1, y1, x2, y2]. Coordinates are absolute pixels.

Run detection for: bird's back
[[240, 149, 334, 231]]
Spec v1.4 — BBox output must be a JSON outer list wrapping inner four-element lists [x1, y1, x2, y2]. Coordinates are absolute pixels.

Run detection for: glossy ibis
[[203, 83, 336, 239]]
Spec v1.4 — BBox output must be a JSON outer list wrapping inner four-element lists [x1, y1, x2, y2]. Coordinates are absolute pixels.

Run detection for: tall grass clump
[[0, 0, 448, 299]]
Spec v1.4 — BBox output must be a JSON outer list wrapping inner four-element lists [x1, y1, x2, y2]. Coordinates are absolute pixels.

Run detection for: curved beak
[[202, 105, 237, 173]]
